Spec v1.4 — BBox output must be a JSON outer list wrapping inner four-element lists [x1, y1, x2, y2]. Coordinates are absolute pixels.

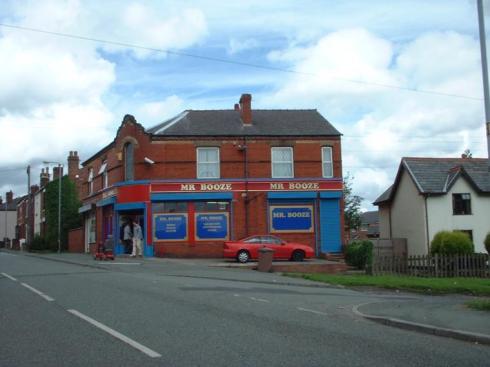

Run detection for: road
[[1, 251, 489, 366]]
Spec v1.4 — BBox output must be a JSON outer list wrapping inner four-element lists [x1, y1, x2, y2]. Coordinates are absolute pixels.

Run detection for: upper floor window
[[124, 143, 134, 181], [271, 147, 293, 178], [99, 160, 108, 188], [88, 168, 94, 195], [197, 147, 220, 179], [453, 193, 471, 215], [322, 146, 333, 178]]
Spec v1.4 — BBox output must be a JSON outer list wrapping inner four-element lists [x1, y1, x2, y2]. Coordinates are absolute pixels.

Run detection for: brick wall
[[68, 227, 84, 253]]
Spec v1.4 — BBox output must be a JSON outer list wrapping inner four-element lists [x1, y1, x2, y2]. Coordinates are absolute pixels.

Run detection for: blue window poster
[[269, 205, 314, 233], [195, 213, 229, 240], [153, 214, 188, 241]]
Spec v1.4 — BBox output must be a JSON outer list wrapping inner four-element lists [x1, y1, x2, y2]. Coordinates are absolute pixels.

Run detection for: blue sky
[[0, 0, 488, 208]]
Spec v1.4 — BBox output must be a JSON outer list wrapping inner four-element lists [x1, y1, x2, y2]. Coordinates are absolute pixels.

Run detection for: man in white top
[[131, 220, 143, 257]]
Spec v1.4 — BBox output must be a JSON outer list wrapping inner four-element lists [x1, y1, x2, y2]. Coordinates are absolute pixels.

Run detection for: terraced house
[[71, 94, 344, 258]]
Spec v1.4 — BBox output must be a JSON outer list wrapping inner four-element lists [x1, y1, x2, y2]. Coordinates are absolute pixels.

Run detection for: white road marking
[[250, 297, 270, 303], [1, 272, 17, 281], [67, 309, 161, 358], [99, 262, 141, 265], [21, 283, 54, 302], [233, 294, 240, 297], [297, 307, 328, 316]]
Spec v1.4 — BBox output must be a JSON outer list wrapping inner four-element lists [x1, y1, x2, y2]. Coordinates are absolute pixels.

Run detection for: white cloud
[[228, 38, 259, 55], [137, 95, 186, 125], [264, 28, 485, 208]]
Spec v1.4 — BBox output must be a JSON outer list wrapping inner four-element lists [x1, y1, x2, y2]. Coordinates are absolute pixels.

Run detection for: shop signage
[[102, 188, 117, 199], [269, 205, 314, 233], [153, 214, 187, 241], [152, 180, 342, 193], [195, 213, 229, 240]]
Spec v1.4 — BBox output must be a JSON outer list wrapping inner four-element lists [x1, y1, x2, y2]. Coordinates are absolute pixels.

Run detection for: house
[[72, 93, 344, 258], [0, 191, 24, 247], [374, 157, 490, 254], [350, 210, 379, 240]]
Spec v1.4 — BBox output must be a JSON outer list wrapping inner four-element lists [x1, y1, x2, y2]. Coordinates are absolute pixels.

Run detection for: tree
[[44, 176, 81, 251], [343, 173, 363, 230]]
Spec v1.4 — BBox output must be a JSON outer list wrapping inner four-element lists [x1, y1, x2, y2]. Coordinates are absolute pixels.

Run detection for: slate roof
[[374, 157, 490, 205], [1, 196, 25, 211], [147, 110, 341, 137], [361, 210, 379, 225]]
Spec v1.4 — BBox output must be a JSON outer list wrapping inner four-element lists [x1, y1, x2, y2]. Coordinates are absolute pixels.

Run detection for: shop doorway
[[117, 210, 144, 255]]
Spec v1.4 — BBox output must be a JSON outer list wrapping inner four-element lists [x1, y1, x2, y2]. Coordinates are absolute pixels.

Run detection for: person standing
[[123, 220, 133, 254], [131, 219, 143, 257]]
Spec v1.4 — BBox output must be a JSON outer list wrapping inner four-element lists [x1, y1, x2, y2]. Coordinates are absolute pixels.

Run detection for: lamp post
[[44, 161, 63, 253]]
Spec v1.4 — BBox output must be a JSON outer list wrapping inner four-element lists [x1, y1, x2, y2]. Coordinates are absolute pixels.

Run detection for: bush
[[430, 231, 474, 255], [29, 235, 49, 252], [484, 232, 490, 254], [345, 240, 373, 270]]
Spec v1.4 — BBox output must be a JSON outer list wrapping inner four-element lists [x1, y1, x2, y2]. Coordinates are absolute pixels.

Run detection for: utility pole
[[477, 0, 490, 168], [57, 163, 62, 254]]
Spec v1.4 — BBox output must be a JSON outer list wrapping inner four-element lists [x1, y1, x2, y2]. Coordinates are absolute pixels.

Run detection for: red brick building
[[75, 94, 344, 258]]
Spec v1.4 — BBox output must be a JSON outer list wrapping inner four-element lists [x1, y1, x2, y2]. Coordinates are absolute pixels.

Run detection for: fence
[[372, 254, 490, 278]]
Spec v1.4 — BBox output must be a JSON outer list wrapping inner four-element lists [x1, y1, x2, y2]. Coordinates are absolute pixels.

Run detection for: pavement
[[4, 249, 490, 347]]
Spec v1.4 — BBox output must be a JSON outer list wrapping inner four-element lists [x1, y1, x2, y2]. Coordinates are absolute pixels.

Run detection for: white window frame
[[196, 147, 220, 179], [99, 160, 108, 189], [88, 168, 94, 194], [271, 147, 294, 178], [322, 146, 333, 178]]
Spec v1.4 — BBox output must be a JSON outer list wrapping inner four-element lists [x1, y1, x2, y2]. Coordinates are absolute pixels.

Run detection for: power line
[[0, 22, 483, 102]]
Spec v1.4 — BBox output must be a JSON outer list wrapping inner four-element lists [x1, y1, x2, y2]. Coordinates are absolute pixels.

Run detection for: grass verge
[[466, 299, 490, 311], [285, 273, 490, 296]]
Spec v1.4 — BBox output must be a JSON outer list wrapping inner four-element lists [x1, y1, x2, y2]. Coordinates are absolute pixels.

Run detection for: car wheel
[[237, 250, 250, 263], [292, 250, 305, 262]]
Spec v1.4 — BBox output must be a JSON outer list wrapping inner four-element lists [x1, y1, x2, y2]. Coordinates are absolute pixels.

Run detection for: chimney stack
[[239, 93, 252, 125], [0, 196, 2, 205], [53, 166, 63, 180], [40, 168, 50, 187], [30, 185, 39, 195], [6, 191, 13, 204], [68, 151, 80, 181]]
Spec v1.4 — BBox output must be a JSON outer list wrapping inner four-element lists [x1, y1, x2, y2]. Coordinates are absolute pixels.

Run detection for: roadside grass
[[285, 273, 490, 296], [465, 299, 490, 311]]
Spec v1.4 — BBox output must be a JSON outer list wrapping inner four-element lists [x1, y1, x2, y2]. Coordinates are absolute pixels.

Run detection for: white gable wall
[[390, 169, 428, 255], [427, 178, 490, 253]]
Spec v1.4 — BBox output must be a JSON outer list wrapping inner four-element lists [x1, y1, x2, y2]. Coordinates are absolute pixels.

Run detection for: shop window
[[88, 168, 94, 195], [322, 146, 333, 178], [453, 193, 471, 215], [99, 160, 108, 188], [195, 201, 229, 212], [124, 142, 134, 181], [152, 202, 188, 213], [197, 147, 220, 179], [271, 147, 293, 178]]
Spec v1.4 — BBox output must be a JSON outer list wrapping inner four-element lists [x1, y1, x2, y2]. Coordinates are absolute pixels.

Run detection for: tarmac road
[[1, 251, 489, 367]]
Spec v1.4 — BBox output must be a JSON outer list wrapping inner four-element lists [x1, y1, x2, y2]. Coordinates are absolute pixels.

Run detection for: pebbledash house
[[71, 94, 344, 258]]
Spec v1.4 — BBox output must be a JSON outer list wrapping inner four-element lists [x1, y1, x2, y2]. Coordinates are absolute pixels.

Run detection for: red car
[[223, 235, 314, 263]]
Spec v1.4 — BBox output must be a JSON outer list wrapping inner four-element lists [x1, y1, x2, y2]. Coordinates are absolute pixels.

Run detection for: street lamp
[[43, 161, 63, 254]]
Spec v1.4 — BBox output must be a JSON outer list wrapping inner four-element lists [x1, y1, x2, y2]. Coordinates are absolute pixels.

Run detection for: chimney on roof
[[0, 196, 2, 205], [53, 166, 63, 180], [234, 103, 240, 111], [238, 93, 252, 125], [40, 168, 50, 187], [30, 185, 39, 195], [68, 151, 80, 181], [6, 191, 13, 204]]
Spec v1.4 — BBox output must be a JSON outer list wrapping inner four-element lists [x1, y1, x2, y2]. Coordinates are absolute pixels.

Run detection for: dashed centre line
[[20, 282, 55, 302], [1, 272, 17, 281], [250, 297, 270, 303], [67, 309, 162, 358]]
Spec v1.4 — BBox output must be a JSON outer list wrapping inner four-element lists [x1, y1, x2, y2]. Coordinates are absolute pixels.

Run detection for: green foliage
[[466, 299, 490, 311], [345, 240, 373, 270], [45, 176, 81, 251], [484, 232, 490, 254], [29, 234, 48, 251], [343, 173, 363, 230], [430, 231, 474, 255]]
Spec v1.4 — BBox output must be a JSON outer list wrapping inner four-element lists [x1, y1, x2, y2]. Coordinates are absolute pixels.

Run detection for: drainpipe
[[243, 137, 249, 237], [424, 195, 430, 253]]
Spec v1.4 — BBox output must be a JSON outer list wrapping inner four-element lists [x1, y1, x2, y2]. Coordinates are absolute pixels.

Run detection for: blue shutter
[[320, 199, 341, 253]]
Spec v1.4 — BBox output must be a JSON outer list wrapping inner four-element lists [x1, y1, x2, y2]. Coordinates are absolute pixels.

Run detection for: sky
[[0, 0, 488, 210]]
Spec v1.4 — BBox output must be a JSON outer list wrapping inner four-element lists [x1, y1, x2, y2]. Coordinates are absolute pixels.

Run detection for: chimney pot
[[239, 93, 252, 125]]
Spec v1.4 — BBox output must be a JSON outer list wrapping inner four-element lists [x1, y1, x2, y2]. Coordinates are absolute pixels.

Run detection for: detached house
[[374, 157, 490, 254], [73, 93, 344, 258]]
